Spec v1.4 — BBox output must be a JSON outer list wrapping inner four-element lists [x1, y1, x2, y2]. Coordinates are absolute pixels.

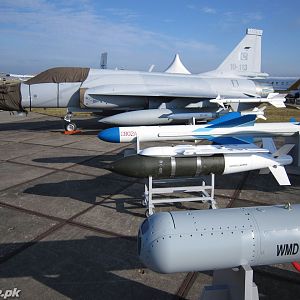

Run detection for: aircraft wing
[[139, 143, 268, 157], [86, 84, 260, 99], [86, 84, 215, 98]]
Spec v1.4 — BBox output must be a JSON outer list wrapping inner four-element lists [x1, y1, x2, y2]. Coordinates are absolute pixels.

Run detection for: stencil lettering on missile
[[121, 131, 137, 137], [277, 243, 299, 256]]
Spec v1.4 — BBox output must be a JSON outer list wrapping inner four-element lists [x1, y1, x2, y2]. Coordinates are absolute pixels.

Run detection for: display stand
[[143, 174, 216, 216], [200, 265, 259, 300], [130, 136, 217, 216]]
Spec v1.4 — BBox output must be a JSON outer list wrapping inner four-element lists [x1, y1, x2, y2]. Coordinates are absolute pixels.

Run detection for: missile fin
[[262, 138, 277, 154], [273, 144, 294, 157], [269, 165, 291, 185], [259, 167, 270, 175], [207, 113, 256, 128], [269, 101, 286, 108]]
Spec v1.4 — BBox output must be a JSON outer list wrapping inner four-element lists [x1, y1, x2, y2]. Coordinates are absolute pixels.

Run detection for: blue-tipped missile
[[138, 204, 300, 273], [98, 112, 300, 144]]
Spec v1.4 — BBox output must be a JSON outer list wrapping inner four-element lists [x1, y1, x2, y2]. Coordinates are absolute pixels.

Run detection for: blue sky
[[1, 0, 299, 75]]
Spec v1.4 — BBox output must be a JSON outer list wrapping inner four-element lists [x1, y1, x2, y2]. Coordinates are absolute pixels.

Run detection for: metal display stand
[[131, 136, 217, 216], [200, 265, 259, 300], [143, 174, 216, 216]]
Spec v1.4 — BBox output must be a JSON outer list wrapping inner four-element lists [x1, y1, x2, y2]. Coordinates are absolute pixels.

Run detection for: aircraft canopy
[[25, 67, 90, 85]]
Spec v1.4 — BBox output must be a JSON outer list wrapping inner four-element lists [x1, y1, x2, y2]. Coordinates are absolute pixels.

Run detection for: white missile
[[210, 93, 286, 108], [98, 113, 300, 143], [138, 204, 300, 273], [99, 107, 266, 126]]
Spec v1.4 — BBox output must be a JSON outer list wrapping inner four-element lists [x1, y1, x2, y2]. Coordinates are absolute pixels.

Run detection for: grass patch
[[262, 105, 300, 122], [31, 108, 92, 117]]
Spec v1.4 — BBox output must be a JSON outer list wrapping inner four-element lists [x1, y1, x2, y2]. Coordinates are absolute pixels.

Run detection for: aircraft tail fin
[[209, 28, 267, 78], [100, 52, 108, 69], [287, 79, 300, 91]]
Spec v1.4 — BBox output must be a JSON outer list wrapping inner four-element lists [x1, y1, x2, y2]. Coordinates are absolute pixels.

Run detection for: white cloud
[[0, 0, 216, 73], [201, 7, 216, 14], [187, 4, 217, 14], [220, 10, 263, 30]]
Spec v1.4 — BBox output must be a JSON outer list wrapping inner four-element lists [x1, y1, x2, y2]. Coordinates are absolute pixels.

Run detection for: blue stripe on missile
[[207, 112, 242, 126], [207, 114, 256, 128], [205, 112, 256, 128], [98, 127, 120, 143]]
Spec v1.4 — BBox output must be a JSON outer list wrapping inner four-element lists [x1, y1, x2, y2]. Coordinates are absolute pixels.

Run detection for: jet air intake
[[253, 81, 274, 97]]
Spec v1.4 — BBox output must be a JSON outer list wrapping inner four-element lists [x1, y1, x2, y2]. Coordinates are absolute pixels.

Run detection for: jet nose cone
[[98, 127, 120, 143]]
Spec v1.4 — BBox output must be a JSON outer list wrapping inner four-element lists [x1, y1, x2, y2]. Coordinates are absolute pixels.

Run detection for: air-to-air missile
[[138, 204, 300, 273], [98, 112, 300, 144], [105, 141, 293, 185], [209, 92, 286, 109]]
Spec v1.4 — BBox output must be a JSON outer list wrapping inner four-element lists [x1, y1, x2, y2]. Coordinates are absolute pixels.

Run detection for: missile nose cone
[[99, 115, 116, 125], [98, 127, 120, 143]]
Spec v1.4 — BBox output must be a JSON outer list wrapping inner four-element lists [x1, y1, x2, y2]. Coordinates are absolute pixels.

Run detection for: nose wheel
[[63, 112, 77, 132], [65, 122, 77, 132]]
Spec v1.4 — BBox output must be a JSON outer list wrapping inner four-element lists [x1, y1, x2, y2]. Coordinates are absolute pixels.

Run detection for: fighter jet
[[0, 29, 276, 130]]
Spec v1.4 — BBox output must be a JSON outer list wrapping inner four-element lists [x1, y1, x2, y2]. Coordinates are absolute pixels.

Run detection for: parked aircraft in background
[[0, 28, 273, 130], [0, 29, 297, 130]]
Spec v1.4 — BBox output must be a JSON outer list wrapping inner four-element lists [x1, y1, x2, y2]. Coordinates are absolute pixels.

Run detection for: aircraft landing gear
[[64, 112, 77, 132]]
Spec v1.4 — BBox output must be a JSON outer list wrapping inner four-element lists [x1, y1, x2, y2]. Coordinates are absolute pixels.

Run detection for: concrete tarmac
[[0, 111, 300, 299]]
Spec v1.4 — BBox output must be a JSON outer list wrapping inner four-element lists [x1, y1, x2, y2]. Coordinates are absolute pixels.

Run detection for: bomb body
[[108, 150, 292, 185], [138, 205, 300, 273]]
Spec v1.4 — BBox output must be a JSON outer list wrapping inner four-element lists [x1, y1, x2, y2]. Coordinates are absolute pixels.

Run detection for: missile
[[210, 93, 286, 108], [138, 204, 300, 273], [99, 107, 266, 126], [98, 113, 300, 144], [99, 108, 205, 126], [106, 143, 293, 185]]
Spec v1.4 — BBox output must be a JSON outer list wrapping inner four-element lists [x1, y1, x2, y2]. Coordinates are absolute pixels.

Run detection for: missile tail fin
[[269, 101, 286, 108], [262, 138, 277, 154], [259, 167, 270, 175], [269, 165, 291, 185], [273, 144, 294, 157]]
